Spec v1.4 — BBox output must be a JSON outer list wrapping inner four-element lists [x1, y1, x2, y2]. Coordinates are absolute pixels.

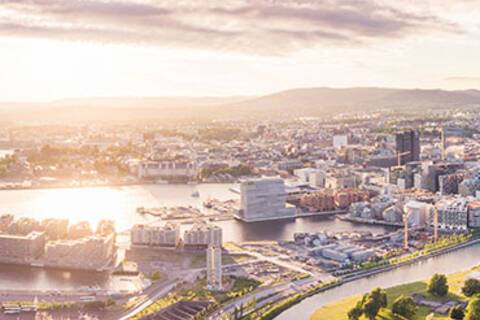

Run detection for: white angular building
[[237, 178, 296, 222], [206, 245, 222, 291]]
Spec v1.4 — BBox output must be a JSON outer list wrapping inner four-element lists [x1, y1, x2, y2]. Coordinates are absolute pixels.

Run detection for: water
[[0, 149, 14, 158], [0, 183, 390, 291], [0, 183, 390, 241], [276, 243, 480, 320]]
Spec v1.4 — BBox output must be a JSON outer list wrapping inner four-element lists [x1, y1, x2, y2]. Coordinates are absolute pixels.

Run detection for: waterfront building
[[237, 178, 296, 222], [300, 191, 335, 212], [438, 198, 469, 230], [183, 222, 222, 249], [334, 189, 369, 209], [404, 200, 431, 227], [138, 160, 198, 180], [0, 231, 45, 264], [206, 245, 222, 291], [44, 234, 115, 270], [41, 218, 68, 240], [131, 223, 180, 248]]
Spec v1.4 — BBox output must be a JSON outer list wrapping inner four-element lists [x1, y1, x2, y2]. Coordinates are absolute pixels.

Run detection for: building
[[333, 135, 348, 149], [44, 234, 115, 270], [395, 130, 420, 165], [138, 160, 198, 181], [278, 159, 303, 172], [206, 245, 222, 291], [237, 178, 296, 222], [439, 172, 465, 195], [404, 200, 431, 227], [441, 127, 465, 160], [131, 223, 181, 248], [293, 168, 325, 188], [438, 199, 469, 230], [334, 189, 369, 209], [325, 173, 357, 189], [468, 200, 480, 228], [183, 222, 222, 249], [0, 231, 45, 264], [300, 191, 335, 212]]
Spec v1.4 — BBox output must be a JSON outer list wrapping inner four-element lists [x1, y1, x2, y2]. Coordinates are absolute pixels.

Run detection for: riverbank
[[0, 180, 151, 191], [311, 263, 477, 320], [338, 215, 403, 227], [271, 236, 480, 319]]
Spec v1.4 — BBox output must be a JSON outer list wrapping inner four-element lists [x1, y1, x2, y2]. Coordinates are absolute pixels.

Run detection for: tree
[[465, 297, 480, 320], [463, 279, 480, 297], [450, 305, 465, 320], [428, 273, 449, 297], [347, 302, 363, 320], [370, 288, 388, 308], [363, 297, 381, 320], [392, 295, 417, 318]]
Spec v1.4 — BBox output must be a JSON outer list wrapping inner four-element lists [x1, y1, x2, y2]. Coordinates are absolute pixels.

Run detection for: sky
[[1, 0, 480, 101]]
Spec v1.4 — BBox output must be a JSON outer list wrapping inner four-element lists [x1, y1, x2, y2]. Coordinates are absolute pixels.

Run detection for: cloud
[[446, 77, 480, 82], [0, 0, 460, 54]]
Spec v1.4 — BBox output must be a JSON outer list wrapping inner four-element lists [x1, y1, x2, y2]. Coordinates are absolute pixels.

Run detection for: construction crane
[[403, 212, 410, 250], [397, 151, 411, 167]]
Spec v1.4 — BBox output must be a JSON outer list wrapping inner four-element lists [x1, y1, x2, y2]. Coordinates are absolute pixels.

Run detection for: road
[[117, 279, 178, 320], [208, 277, 319, 320]]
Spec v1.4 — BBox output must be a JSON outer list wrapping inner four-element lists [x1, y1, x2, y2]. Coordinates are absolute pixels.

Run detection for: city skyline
[[1, 0, 480, 101]]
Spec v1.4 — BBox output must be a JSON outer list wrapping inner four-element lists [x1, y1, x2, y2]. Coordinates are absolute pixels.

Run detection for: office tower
[[206, 245, 222, 291], [395, 130, 420, 165], [237, 178, 296, 222]]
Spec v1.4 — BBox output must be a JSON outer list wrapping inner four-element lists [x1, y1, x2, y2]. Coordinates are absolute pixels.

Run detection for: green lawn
[[311, 265, 480, 320]]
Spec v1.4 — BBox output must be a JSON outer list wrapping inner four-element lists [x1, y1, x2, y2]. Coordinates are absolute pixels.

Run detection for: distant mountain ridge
[[225, 87, 480, 116], [1, 87, 480, 123]]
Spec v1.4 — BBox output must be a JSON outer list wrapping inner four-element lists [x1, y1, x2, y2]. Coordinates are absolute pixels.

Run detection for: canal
[[276, 242, 480, 319]]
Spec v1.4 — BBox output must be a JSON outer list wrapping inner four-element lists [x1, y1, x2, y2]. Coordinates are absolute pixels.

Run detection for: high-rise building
[[206, 245, 222, 291], [395, 130, 420, 165], [237, 178, 296, 222]]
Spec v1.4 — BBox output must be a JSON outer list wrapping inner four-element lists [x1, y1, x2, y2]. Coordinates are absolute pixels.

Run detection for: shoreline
[[337, 215, 404, 227], [0, 180, 237, 192], [271, 236, 480, 319]]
